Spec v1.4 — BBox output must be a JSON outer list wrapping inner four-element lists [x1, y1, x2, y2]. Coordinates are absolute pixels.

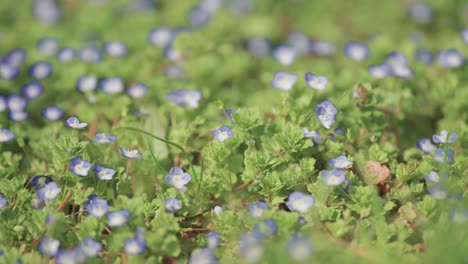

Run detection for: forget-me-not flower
[[304, 72, 328, 90], [65, 117, 88, 129], [206, 232, 220, 248], [0, 128, 15, 143], [36, 38, 59, 56], [69, 157, 92, 177], [38, 237, 60, 257], [28, 61, 53, 79], [427, 184, 448, 200], [36, 181, 61, 201], [41, 105, 64, 121], [328, 155, 352, 169], [84, 195, 109, 218], [189, 248, 219, 264], [148, 27, 174, 47], [0, 194, 7, 209], [315, 99, 338, 129], [165, 166, 192, 191], [302, 128, 322, 146], [94, 133, 116, 144], [76, 75, 98, 93], [253, 219, 277, 237], [416, 138, 436, 154], [286, 191, 315, 213], [416, 48, 433, 65], [94, 164, 116, 180], [432, 130, 458, 144], [119, 147, 143, 159], [368, 64, 392, 79], [247, 201, 268, 219], [286, 234, 313, 262], [100, 77, 124, 95], [76, 237, 102, 258], [124, 229, 146, 255], [165, 197, 182, 213], [21, 81, 44, 100], [238, 234, 264, 263], [104, 41, 128, 58], [409, 2, 433, 24], [245, 37, 271, 57], [107, 210, 130, 227], [273, 45, 297, 66], [0, 62, 19, 80], [271, 71, 297, 91], [127, 83, 148, 99], [344, 41, 370, 61], [320, 169, 347, 186], [166, 89, 202, 108], [57, 47, 76, 62], [211, 126, 234, 142], [79, 45, 102, 64], [310, 40, 336, 56], [438, 49, 465, 68]]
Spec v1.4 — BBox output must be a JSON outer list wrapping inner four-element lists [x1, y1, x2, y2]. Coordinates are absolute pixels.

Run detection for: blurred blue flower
[[32, 0, 61, 25], [432, 130, 457, 144], [65, 116, 88, 129], [76, 75, 98, 93], [368, 64, 391, 79], [273, 45, 297, 66], [164, 45, 183, 61], [200, 0, 224, 13], [69, 157, 92, 177], [165, 197, 182, 213], [188, 6, 212, 27], [38, 237, 60, 257], [94, 164, 116, 180], [408, 2, 433, 24], [41, 105, 64, 121], [165, 65, 185, 79], [21, 81, 44, 100], [28, 61, 53, 79], [94, 133, 116, 144], [286, 234, 313, 261], [119, 147, 143, 159], [148, 27, 174, 47], [127, 83, 148, 99], [304, 72, 328, 90], [415, 48, 433, 65], [8, 111, 28, 122], [238, 234, 264, 263], [104, 41, 128, 58], [84, 195, 109, 218], [79, 45, 102, 63], [3, 48, 27, 67], [424, 170, 447, 183], [462, 29, 468, 44], [344, 41, 370, 61], [416, 138, 436, 154], [0, 96, 6, 112], [320, 169, 347, 186], [76, 237, 102, 258], [302, 128, 321, 146], [107, 210, 130, 227], [427, 184, 448, 200], [253, 219, 277, 237], [166, 89, 202, 108], [55, 249, 78, 264], [245, 37, 271, 57], [315, 99, 337, 129], [0, 194, 7, 209], [271, 71, 297, 91], [57, 47, 76, 62], [434, 148, 454, 164], [288, 30, 310, 55], [310, 40, 336, 56], [0, 128, 15, 143], [0, 62, 19, 80], [286, 191, 315, 213], [189, 248, 219, 264], [438, 49, 465, 68], [449, 208, 468, 224], [165, 166, 192, 191], [36, 181, 61, 201], [36, 38, 59, 56], [328, 155, 352, 169], [31, 175, 53, 189], [206, 232, 220, 248], [100, 76, 124, 95], [124, 229, 146, 255], [211, 125, 234, 142], [247, 201, 268, 219]]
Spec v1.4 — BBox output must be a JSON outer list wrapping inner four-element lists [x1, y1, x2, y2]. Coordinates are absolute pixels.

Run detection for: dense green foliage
[[0, 0, 467, 263]]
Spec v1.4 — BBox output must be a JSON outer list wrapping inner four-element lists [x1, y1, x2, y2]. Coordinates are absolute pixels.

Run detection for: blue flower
[[165, 65, 185, 79], [94, 164, 116, 180], [55, 249, 78, 264], [310, 40, 336, 56], [36, 181, 61, 201], [84, 195, 109, 218], [0, 128, 15, 143], [31, 175, 53, 189], [76, 237, 102, 258], [188, 6, 212, 27], [286, 234, 313, 261], [57, 47, 76, 62], [253, 219, 277, 237], [288, 30, 310, 55], [315, 99, 338, 129], [449, 207, 468, 224], [225, 109, 237, 124], [7, 94, 27, 112], [164, 45, 184, 61], [119, 147, 143, 159], [65, 116, 88, 129], [427, 184, 448, 200], [320, 169, 347, 186], [344, 41, 370, 61], [79, 45, 102, 64], [124, 229, 146, 255], [76, 75, 98, 93], [69, 157, 92, 177], [271, 71, 297, 91], [28, 61, 53, 79], [245, 37, 271, 57], [3, 48, 27, 67], [8, 111, 28, 122], [166, 89, 202, 108], [409, 2, 433, 24], [211, 125, 234, 142], [247, 201, 268, 219], [434, 148, 454, 164], [127, 83, 148, 99], [200, 0, 224, 13], [189, 248, 219, 264], [391, 64, 414, 80], [165, 197, 182, 213], [107, 210, 130, 227], [328, 155, 352, 169], [165, 166, 192, 191], [432, 130, 457, 144], [272, 45, 297, 66], [148, 27, 174, 47], [104, 41, 128, 58], [368, 64, 391, 79], [21, 81, 44, 100], [206, 232, 220, 248], [93, 133, 116, 144], [100, 77, 124, 95], [416, 48, 433, 65], [304, 72, 328, 90], [38, 237, 60, 257], [0, 96, 6, 112], [416, 138, 436, 154], [302, 128, 322, 146], [0, 194, 7, 209], [36, 38, 59, 56], [286, 191, 315, 213], [424, 170, 447, 183], [437, 49, 465, 68], [32, 0, 61, 25], [462, 29, 468, 44], [238, 234, 264, 263], [41, 105, 64, 121], [0, 62, 19, 80]]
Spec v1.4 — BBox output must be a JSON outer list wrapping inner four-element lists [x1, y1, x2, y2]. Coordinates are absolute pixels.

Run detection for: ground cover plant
[[0, 0, 467, 263]]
